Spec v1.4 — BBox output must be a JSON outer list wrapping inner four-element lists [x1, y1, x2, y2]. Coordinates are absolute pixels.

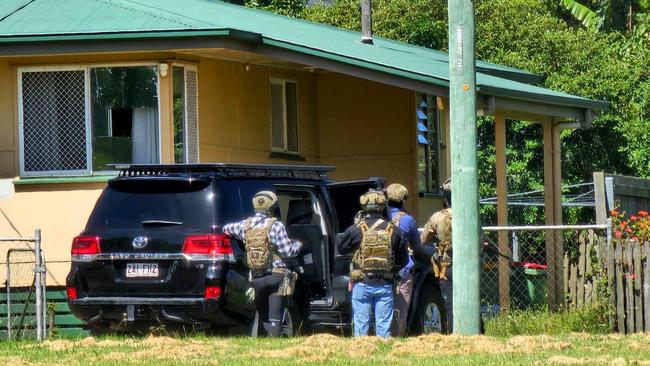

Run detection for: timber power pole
[[448, 0, 481, 335]]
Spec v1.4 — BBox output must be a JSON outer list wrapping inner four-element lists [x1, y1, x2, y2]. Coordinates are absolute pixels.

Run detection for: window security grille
[[20, 70, 88, 175], [185, 70, 199, 163]]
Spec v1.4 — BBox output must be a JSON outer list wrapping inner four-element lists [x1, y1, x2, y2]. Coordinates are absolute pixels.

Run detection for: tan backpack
[[430, 208, 452, 279], [244, 217, 278, 271], [354, 219, 394, 276]]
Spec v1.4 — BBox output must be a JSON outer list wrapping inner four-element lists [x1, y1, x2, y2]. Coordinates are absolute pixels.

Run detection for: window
[[18, 64, 199, 177], [90, 66, 159, 171], [270, 79, 299, 153], [416, 93, 441, 193]]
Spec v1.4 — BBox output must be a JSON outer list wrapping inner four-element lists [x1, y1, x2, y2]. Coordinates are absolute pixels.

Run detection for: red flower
[[611, 209, 619, 216], [615, 231, 623, 238], [632, 236, 639, 241], [639, 210, 649, 217], [631, 216, 638, 221], [620, 221, 628, 228]]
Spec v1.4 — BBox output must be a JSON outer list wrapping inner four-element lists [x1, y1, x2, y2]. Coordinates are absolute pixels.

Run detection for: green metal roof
[[0, 0, 608, 111]]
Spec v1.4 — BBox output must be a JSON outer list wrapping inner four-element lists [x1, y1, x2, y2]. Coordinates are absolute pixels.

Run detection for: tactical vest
[[430, 208, 452, 280], [392, 211, 406, 227], [244, 217, 279, 271], [351, 219, 394, 280]]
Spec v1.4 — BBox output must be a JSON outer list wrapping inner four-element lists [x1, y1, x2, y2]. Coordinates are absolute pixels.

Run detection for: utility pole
[[448, 0, 481, 335]]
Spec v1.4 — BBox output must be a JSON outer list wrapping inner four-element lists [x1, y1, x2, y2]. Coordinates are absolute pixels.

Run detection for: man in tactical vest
[[386, 183, 422, 337], [223, 190, 302, 337], [420, 179, 453, 333], [336, 189, 407, 337]]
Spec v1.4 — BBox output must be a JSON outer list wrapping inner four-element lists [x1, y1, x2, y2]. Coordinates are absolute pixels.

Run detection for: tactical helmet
[[386, 183, 408, 202], [252, 191, 278, 214], [359, 189, 386, 212], [441, 178, 451, 207]]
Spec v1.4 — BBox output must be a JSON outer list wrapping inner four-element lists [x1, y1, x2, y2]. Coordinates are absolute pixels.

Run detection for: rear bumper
[[71, 297, 205, 306], [68, 296, 231, 326]]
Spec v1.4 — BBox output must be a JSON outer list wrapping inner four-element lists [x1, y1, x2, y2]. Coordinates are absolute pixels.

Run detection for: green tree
[[253, 0, 650, 224], [245, 0, 307, 17]]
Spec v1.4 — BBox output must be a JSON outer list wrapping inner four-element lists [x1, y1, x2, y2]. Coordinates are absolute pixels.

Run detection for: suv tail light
[[66, 286, 78, 300], [71, 236, 101, 262], [204, 286, 222, 300], [183, 234, 233, 261]]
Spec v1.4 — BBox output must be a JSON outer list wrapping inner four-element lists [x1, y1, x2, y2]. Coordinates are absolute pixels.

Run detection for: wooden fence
[[563, 230, 605, 309], [607, 240, 650, 334]]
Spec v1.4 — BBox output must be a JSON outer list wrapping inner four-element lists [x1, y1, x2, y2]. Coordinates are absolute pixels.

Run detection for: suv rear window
[[86, 178, 215, 230]]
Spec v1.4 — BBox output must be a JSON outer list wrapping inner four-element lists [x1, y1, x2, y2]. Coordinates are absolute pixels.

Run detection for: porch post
[[543, 120, 564, 310], [495, 113, 510, 311], [552, 121, 564, 308]]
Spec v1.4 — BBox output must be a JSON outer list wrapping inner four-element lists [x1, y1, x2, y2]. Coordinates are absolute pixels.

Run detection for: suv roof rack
[[113, 163, 335, 180]]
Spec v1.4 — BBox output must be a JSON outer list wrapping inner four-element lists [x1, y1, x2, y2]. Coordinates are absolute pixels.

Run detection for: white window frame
[[17, 63, 162, 177], [172, 63, 200, 163], [270, 78, 299, 154]]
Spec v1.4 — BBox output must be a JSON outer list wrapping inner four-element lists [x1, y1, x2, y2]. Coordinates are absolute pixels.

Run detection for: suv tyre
[[411, 284, 447, 335]]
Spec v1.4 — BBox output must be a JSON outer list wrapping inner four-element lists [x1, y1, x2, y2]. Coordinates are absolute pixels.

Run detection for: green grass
[[0, 331, 648, 365], [485, 304, 611, 336]]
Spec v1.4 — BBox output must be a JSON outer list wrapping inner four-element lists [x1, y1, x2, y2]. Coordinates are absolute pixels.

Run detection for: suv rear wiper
[[141, 220, 183, 226]]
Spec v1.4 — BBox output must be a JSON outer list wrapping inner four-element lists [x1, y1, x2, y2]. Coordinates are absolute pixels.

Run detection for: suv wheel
[[411, 284, 447, 335]]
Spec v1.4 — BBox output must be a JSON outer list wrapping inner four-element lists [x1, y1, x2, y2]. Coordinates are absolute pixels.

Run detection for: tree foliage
[[246, 0, 650, 224]]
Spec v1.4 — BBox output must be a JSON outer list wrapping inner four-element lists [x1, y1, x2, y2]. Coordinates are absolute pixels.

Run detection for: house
[[0, 0, 608, 288]]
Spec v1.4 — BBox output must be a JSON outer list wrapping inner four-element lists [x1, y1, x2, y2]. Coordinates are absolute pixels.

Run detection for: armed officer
[[223, 190, 302, 337], [420, 179, 453, 333], [336, 189, 408, 338], [386, 183, 435, 337]]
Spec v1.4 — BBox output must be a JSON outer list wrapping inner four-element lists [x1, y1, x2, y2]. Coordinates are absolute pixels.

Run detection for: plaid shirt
[[223, 212, 302, 268]]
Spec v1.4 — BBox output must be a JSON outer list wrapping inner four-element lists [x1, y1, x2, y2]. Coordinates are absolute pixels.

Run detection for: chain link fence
[[481, 224, 609, 313], [1, 230, 46, 341]]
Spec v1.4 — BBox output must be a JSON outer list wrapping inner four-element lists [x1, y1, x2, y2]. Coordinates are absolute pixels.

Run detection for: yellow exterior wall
[[197, 59, 319, 164], [0, 182, 104, 285], [315, 73, 420, 215]]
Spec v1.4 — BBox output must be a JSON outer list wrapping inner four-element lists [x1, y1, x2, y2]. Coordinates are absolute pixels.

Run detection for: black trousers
[[439, 266, 453, 334], [439, 266, 484, 334], [252, 273, 286, 337]]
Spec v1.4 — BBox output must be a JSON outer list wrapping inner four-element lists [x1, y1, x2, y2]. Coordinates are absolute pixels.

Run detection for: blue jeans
[[351, 281, 393, 337]]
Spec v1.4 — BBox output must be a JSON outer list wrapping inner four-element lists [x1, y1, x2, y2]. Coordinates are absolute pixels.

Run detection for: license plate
[[126, 263, 159, 278]]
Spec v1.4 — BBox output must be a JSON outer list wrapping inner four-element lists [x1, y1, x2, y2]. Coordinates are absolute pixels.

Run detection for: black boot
[[263, 320, 282, 337]]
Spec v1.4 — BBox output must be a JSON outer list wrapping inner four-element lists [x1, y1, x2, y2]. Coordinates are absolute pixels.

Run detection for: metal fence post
[[34, 229, 43, 342]]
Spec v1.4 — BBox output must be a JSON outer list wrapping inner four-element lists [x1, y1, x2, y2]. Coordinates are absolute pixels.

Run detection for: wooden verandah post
[[543, 120, 564, 310], [494, 114, 510, 311]]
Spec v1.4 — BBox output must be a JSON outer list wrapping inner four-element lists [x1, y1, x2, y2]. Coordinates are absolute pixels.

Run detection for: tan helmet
[[359, 189, 386, 212], [252, 191, 278, 213], [386, 183, 408, 202]]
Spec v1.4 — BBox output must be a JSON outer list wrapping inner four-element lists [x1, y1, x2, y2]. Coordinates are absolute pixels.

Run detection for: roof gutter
[[0, 29, 232, 43]]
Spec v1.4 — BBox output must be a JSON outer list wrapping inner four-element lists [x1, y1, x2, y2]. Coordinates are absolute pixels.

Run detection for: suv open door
[[326, 179, 384, 309]]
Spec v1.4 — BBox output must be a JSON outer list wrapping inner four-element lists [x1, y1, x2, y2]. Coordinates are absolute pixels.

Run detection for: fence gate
[[1, 230, 46, 341]]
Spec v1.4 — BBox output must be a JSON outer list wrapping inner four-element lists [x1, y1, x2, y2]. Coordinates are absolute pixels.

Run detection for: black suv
[[66, 164, 446, 335]]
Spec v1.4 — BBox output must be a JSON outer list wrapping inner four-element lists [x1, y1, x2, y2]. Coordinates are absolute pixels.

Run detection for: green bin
[[510, 266, 547, 309]]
